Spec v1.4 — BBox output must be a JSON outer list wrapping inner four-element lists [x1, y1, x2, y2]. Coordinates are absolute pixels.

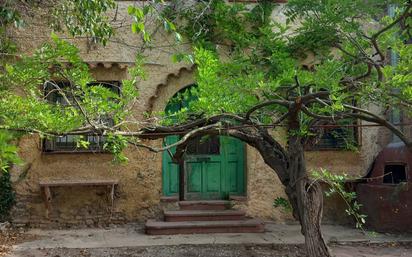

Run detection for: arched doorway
[[162, 86, 246, 200]]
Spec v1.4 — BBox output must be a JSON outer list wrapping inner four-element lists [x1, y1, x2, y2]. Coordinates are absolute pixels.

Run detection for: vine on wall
[[0, 131, 20, 222], [0, 171, 15, 222]]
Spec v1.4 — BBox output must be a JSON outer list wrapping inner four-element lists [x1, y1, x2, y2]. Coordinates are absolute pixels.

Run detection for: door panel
[[184, 156, 222, 200], [221, 136, 245, 196], [227, 161, 239, 192], [204, 161, 221, 193], [168, 164, 179, 194], [186, 161, 202, 193], [162, 135, 180, 196]]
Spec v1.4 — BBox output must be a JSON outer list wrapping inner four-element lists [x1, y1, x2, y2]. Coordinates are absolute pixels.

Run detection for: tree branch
[[245, 99, 290, 120], [132, 123, 221, 153], [312, 98, 412, 148], [368, 2, 412, 62]]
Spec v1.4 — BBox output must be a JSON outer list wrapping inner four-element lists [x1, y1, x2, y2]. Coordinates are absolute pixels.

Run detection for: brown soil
[[0, 230, 37, 257], [5, 243, 412, 257]]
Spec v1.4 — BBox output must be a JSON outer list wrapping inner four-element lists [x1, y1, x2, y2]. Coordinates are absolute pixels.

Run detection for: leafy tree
[[1, 1, 412, 257]]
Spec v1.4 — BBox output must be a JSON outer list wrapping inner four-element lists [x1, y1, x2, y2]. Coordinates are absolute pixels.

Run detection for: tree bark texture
[[286, 143, 331, 257]]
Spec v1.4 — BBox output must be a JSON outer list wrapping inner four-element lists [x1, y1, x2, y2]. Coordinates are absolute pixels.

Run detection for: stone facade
[[7, 1, 398, 228]]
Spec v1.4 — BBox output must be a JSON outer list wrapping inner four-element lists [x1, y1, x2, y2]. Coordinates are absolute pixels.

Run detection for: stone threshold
[[160, 196, 248, 202]]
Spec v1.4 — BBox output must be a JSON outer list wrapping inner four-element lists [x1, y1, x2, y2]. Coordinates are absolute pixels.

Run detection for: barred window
[[43, 81, 121, 153], [308, 120, 359, 150]]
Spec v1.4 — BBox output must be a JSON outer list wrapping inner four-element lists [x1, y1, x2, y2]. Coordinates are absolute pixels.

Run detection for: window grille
[[43, 81, 121, 153]]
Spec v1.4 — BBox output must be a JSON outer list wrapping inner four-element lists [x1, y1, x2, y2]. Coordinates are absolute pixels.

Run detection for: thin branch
[[313, 98, 412, 148], [371, 2, 412, 40], [368, 2, 412, 62], [245, 99, 290, 120]]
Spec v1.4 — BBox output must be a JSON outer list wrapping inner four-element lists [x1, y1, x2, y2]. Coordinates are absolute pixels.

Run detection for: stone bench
[[39, 179, 119, 218]]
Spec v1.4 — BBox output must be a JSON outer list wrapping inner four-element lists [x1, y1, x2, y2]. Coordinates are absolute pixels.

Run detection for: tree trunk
[[253, 130, 332, 257], [293, 177, 330, 257], [282, 101, 332, 257], [221, 114, 332, 256], [286, 132, 331, 257]]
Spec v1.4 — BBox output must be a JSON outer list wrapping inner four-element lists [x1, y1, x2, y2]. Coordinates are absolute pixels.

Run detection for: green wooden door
[[184, 135, 223, 200], [161, 86, 245, 200], [184, 154, 222, 200], [183, 136, 245, 200], [162, 135, 180, 196], [162, 134, 245, 200], [222, 136, 246, 197]]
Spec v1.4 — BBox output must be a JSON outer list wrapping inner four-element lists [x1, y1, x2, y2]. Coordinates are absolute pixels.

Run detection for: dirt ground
[[4, 243, 412, 257], [0, 230, 36, 257]]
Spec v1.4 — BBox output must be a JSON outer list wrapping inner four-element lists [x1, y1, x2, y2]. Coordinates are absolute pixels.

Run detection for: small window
[[307, 119, 358, 150], [43, 80, 120, 153], [383, 164, 407, 184]]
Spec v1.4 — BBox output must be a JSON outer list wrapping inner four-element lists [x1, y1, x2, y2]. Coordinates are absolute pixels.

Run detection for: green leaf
[[143, 5, 151, 15], [127, 6, 134, 15], [134, 7, 144, 20], [187, 54, 194, 64], [143, 31, 151, 42], [131, 23, 139, 33], [138, 22, 145, 32], [164, 20, 176, 32]]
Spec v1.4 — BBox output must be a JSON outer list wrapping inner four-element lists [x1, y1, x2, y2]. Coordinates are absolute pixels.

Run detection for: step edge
[[178, 200, 230, 205], [146, 227, 265, 235], [146, 220, 264, 229], [164, 210, 246, 217]]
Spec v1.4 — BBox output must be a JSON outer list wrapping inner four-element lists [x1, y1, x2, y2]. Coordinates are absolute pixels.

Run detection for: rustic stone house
[[7, 1, 412, 233]]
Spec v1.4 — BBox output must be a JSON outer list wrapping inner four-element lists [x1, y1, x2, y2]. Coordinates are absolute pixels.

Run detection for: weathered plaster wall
[[7, 1, 388, 227], [9, 0, 195, 226], [11, 133, 165, 227], [243, 146, 294, 222]]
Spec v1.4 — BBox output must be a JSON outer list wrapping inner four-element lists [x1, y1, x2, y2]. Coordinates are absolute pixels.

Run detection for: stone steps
[[145, 219, 264, 235], [178, 200, 231, 210], [164, 210, 246, 222], [145, 199, 264, 235]]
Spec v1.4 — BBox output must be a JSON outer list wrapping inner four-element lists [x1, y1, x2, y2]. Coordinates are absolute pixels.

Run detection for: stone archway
[[148, 67, 195, 114]]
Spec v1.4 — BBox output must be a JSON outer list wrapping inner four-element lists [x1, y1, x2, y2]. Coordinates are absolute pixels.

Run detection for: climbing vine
[[0, 171, 15, 222]]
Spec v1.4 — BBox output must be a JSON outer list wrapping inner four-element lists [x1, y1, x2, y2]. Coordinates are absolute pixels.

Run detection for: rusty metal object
[[356, 142, 412, 233], [366, 142, 412, 184]]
